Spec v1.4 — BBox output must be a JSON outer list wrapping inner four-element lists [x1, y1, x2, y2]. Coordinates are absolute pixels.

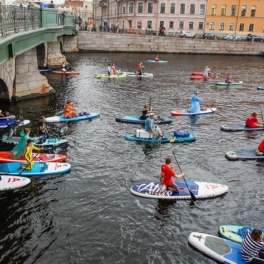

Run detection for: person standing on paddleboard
[[241, 229, 264, 263], [188, 90, 203, 113], [145, 113, 164, 139], [62, 61, 67, 72], [245, 112, 264, 128], [39, 116, 48, 143], [203, 66, 211, 79], [161, 157, 184, 193], [137, 62, 144, 75], [107, 63, 111, 76]]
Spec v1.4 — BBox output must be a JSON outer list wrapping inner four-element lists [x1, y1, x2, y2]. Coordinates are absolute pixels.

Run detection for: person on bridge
[[48, 0, 55, 8], [188, 90, 203, 113], [137, 62, 144, 75], [63, 101, 81, 119], [245, 112, 264, 128]]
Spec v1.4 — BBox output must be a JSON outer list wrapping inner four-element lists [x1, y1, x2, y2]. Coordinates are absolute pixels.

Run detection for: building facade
[[205, 0, 264, 36], [94, 0, 207, 33]]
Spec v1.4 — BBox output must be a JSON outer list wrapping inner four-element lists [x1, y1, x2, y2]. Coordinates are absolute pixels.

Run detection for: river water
[[0, 53, 264, 264]]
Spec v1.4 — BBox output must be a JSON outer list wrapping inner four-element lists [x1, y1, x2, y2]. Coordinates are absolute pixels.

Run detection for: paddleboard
[[39, 69, 52, 73], [147, 60, 168, 64], [1, 137, 68, 147], [115, 115, 172, 124], [215, 81, 243, 86], [257, 86, 264, 90], [52, 71, 80, 75], [0, 119, 30, 128], [225, 149, 264, 161], [188, 232, 264, 264], [0, 162, 71, 176], [122, 72, 153, 77], [218, 225, 264, 244], [45, 113, 100, 123], [171, 108, 216, 116], [0, 151, 67, 163], [94, 73, 126, 79], [130, 181, 228, 200], [0, 115, 16, 120], [190, 76, 219, 81], [0, 175, 31, 191], [124, 132, 197, 143], [191, 72, 221, 76], [220, 124, 264, 132]]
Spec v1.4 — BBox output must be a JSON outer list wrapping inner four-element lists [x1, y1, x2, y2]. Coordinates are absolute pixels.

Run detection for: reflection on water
[[1, 53, 264, 263]]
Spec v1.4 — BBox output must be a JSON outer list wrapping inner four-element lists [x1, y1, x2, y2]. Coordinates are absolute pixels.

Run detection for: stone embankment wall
[[77, 32, 264, 56]]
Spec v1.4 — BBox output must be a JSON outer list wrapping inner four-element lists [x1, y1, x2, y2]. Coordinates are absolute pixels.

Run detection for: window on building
[[251, 6, 256, 17], [221, 5, 226, 15], [123, 4, 126, 14], [231, 5, 236, 16], [129, 3, 133, 13], [179, 21, 184, 29], [160, 21, 164, 28], [169, 21, 174, 28], [220, 22, 224, 30], [198, 22, 203, 30], [180, 3, 185, 14], [138, 2, 143, 13], [211, 5, 216, 15], [170, 3, 175, 14], [190, 4, 195, 14], [209, 22, 215, 30], [239, 23, 244, 31], [189, 22, 194, 29], [160, 3, 165, 13], [148, 2, 153, 13], [241, 6, 246, 16], [229, 23, 234, 30], [147, 21, 152, 28], [249, 24, 254, 31], [200, 4, 205, 15]]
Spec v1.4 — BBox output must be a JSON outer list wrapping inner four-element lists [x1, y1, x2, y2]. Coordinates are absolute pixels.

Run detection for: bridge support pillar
[[12, 48, 55, 101], [47, 41, 67, 67]]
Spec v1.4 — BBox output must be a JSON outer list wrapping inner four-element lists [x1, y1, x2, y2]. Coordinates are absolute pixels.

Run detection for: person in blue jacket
[[188, 90, 203, 113]]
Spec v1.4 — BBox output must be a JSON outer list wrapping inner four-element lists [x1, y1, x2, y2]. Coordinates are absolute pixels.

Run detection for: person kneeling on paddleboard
[[256, 138, 264, 155], [145, 113, 165, 139], [161, 157, 184, 193], [188, 90, 203, 113], [245, 112, 264, 128], [225, 73, 233, 83], [63, 101, 81, 119], [241, 229, 264, 263]]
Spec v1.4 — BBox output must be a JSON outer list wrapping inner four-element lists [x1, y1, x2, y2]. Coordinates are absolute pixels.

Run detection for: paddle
[[172, 151, 197, 202], [196, 89, 215, 114]]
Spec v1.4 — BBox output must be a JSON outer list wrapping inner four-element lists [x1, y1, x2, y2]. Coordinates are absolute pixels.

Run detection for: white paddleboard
[[0, 120, 30, 128], [0, 175, 31, 191]]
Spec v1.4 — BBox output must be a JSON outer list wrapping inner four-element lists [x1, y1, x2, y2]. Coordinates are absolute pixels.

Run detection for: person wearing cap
[[23, 139, 43, 170], [145, 113, 165, 139], [39, 116, 48, 143], [63, 101, 81, 118], [10, 128, 40, 159], [188, 90, 203, 113], [225, 73, 233, 83], [245, 112, 264, 128], [203, 66, 211, 79]]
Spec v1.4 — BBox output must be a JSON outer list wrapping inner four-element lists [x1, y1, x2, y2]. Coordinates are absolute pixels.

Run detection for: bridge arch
[[0, 79, 10, 101]]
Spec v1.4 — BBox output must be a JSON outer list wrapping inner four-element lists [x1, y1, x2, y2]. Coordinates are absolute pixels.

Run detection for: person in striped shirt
[[241, 229, 264, 263]]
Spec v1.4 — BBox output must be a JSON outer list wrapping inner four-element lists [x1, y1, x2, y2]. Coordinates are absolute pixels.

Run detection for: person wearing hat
[[145, 113, 165, 139], [245, 112, 264, 128], [225, 73, 233, 83], [23, 139, 43, 170], [63, 100, 81, 118], [188, 90, 203, 113], [203, 66, 211, 79]]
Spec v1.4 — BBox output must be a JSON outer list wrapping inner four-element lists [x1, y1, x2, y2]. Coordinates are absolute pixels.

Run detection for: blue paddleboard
[[225, 149, 264, 161], [147, 60, 168, 64], [45, 113, 100, 123]]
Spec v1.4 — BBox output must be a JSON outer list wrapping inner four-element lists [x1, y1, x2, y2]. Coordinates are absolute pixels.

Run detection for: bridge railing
[[0, 5, 41, 37]]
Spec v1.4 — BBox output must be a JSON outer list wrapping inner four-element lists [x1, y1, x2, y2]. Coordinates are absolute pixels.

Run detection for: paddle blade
[[189, 191, 197, 201]]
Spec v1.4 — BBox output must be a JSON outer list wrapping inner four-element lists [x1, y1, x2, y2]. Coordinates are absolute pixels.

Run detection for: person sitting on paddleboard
[[161, 157, 184, 193], [225, 73, 233, 83], [188, 90, 203, 113], [256, 139, 264, 155], [62, 61, 67, 72], [245, 112, 264, 128], [137, 62, 144, 76], [63, 100, 81, 119], [0, 110, 8, 119], [154, 55, 159, 61], [241, 229, 264, 263], [39, 116, 48, 144], [139, 104, 153, 120], [145, 113, 164, 139], [203, 66, 211, 79]]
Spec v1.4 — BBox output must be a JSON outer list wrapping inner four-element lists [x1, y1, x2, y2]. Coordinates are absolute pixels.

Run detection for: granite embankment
[[77, 32, 264, 55]]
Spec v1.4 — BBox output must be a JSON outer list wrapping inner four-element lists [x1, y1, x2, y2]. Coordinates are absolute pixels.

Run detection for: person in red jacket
[[245, 112, 264, 128], [161, 157, 184, 192], [257, 139, 264, 154], [137, 62, 144, 75]]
